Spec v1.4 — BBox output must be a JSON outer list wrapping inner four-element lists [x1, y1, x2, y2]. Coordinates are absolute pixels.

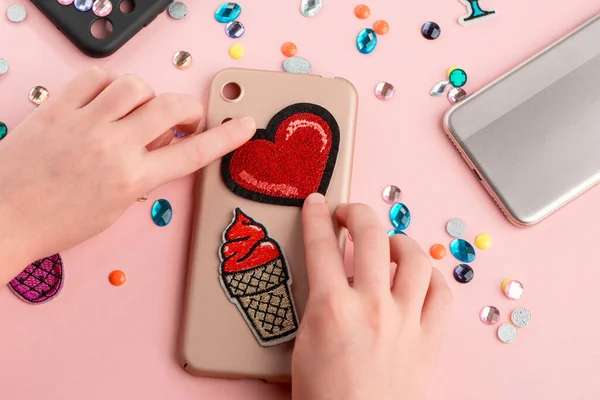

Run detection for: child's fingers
[[301, 194, 348, 295], [121, 93, 204, 146], [420, 267, 453, 339], [83, 74, 155, 121], [390, 235, 432, 313], [55, 67, 117, 110], [143, 117, 255, 187], [335, 204, 390, 293]]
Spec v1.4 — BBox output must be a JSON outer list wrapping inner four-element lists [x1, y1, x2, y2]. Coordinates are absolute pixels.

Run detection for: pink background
[[1, 0, 599, 398]]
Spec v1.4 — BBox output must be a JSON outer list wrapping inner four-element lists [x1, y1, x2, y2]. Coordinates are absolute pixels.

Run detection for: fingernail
[[306, 193, 326, 204], [240, 116, 256, 131]]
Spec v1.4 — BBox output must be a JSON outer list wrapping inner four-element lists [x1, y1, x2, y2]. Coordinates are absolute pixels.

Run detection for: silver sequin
[[300, 0, 322, 17], [430, 80, 450, 97], [283, 56, 311, 74], [448, 87, 467, 104], [497, 324, 517, 343], [7, 4, 26, 23], [0, 58, 8, 75], [446, 218, 466, 238], [511, 308, 531, 328], [168, 1, 187, 19]]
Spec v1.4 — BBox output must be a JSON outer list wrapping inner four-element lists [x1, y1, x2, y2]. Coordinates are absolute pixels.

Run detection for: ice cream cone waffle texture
[[220, 209, 299, 346]]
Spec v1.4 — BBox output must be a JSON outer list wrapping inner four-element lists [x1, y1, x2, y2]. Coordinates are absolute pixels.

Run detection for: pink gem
[[57, 0, 74, 4], [502, 279, 524, 300], [93, 0, 112, 17], [479, 306, 500, 325]]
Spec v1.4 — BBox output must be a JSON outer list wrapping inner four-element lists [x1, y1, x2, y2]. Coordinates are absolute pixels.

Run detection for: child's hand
[[0, 67, 255, 284], [293, 194, 452, 400]]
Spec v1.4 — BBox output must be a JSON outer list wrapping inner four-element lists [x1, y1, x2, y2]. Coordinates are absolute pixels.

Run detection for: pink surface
[[1, 0, 599, 399]]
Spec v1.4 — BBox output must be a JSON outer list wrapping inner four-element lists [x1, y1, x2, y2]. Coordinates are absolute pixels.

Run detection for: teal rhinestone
[[356, 28, 377, 54], [388, 229, 407, 237], [390, 203, 411, 230], [0, 122, 6, 141], [449, 69, 468, 88], [215, 3, 241, 23], [151, 199, 173, 227], [449, 239, 476, 262]]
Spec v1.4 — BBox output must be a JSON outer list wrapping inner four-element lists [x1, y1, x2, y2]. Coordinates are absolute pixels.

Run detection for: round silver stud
[[511, 308, 531, 328], [7, 4, 26, 23], [497, 324, 517, 343], [168, 1, 188, 19], [446, 218, 466, 238]]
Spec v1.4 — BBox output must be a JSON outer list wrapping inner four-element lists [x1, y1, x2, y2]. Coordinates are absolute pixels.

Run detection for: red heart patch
[[221, 103, 340, 206]]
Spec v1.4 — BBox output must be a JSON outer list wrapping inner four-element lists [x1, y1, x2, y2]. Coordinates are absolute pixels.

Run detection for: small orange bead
[[354, 4, 370, 19], [109, 270, 126, 286], [281, 42, 297, 57], [429, 244, 447, 260], [373, 20, 389, 35]]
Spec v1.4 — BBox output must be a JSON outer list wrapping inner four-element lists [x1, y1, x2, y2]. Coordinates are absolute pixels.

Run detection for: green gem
[[0, 122, 7, 141], [449, 69, 467, 88]]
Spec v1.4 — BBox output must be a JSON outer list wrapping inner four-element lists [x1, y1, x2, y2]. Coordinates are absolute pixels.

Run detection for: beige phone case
[[180, 69, 358, 381]]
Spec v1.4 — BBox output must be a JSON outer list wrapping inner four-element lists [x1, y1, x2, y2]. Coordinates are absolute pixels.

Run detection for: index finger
[[301, 193, 348, 294]]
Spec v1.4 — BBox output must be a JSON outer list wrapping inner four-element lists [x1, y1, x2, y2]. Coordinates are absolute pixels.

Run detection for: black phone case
[[30, 0, 172, 58]]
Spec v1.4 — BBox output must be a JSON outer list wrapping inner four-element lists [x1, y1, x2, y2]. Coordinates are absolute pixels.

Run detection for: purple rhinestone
[[74, 0, 93, 12]]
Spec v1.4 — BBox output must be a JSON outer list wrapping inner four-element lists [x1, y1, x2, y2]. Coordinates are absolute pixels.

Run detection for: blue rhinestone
[[356, 28, 377, 54], [387, 229, 407, 237], [449, 239, 476, 263], [215, 3, 241, 23], [0, 122, 7, 141], [151, 199, 173, 227], [453, 264, 474, 284], [74, 0, 93, 12], [390, 203, 411, 230]]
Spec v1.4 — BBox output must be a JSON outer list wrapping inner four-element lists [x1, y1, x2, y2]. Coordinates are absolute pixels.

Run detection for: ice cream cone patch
[[221, 103, 340, 207], [219, 208, 299, 347]]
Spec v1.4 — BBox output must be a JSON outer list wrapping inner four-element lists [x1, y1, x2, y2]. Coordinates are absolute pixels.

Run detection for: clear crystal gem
[[215, 3, 241, 23], [356, 28, 377, 54], [375, 82, 395, 101], [502, 279, 524, 299], [480, 306, 500, 325], [430, 80, 451, 97], [74, 0, 93, 12], [29, 86, 50, 105], [300, 0, 322, 17], [382, 185, 401, 204], [172, 51, 192, 70], [448, 87, 467, 104], [450, 239, 476, 262], [151, 199, 173, 227], [390, 203, 411, 230], [497, 324, 517, 343], [93, 0, 112, 17], [453, 264, 474, 284], [283, 56, 311, 74], [57, 0, 75, 5], [225, 21, 245, 38], [511, 308, 531, 328], [168, 1, 188, 19]]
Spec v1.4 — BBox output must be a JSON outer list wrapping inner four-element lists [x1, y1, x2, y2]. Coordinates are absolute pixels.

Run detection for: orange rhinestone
[[429, 244, 447, 260], [373, 20, 389, 35], [354, 4, 370, 19], [109, 270, 126, 286], [281, 42, 297, 57]]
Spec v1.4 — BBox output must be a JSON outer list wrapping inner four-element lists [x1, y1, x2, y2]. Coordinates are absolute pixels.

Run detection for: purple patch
[[8, 254, 64, 304]]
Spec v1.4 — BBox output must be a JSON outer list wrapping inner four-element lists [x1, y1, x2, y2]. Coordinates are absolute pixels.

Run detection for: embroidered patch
[[458, 0, 496, 26], [8, 254, 64, 304], [219, 208, 299, 347], [221, 103, 340, 207]]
